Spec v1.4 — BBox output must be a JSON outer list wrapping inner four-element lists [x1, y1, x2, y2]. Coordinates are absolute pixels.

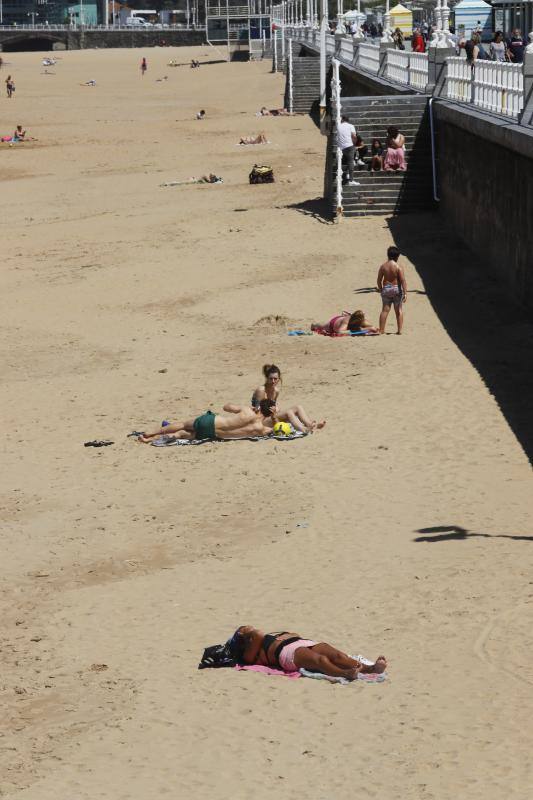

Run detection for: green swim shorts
[[193, 410, 216, 440]]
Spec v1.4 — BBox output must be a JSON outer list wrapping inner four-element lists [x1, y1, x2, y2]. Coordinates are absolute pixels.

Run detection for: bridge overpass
[[0, 26, 206, 51]]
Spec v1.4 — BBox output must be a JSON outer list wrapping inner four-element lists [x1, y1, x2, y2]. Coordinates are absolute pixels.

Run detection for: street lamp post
[[430, 0, 442, 47], [319, 0, 327, 129], [335, 0, 344, 35], [381, 0, 393, 42], [441, 0, 452, 47]]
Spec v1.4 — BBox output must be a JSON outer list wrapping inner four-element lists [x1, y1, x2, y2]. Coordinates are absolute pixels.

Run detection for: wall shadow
[[414, 525, 533, 543], [277, 197, 334, 224], [388, 214, 533, 464]]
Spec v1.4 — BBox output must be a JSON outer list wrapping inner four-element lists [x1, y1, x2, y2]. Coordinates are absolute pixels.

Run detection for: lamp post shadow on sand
[[413, 525, 533, 543]]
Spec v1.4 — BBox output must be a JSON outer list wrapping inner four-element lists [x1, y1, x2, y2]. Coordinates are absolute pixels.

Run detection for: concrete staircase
[[328, 95, 434, 217], [286, 56, 321, 114]]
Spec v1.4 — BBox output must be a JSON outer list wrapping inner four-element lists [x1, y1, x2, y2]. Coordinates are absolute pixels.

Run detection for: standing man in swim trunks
[[138, 402, 276, 443], [376, 246, 407, 335]]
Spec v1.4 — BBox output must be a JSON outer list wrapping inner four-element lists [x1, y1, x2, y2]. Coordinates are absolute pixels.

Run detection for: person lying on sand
[[160, 174, 223, 187], [311, 309, 379, 336], [139, 402, 276, 443], [80, 79, 96, 86], [239, 133, 267, 145], [227, 626, 387, 679], [259, 106, 290, 116]]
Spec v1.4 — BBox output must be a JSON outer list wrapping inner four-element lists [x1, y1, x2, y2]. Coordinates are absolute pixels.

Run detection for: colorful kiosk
[[453, 0, 493, 41], [389, 3, 413, 37]]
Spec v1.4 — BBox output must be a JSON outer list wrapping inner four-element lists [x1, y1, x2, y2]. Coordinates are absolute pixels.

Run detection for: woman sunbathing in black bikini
[[229, 626, 386, 680]]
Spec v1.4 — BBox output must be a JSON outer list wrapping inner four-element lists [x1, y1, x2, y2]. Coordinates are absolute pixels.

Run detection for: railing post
[[426, 45, 456, 96], [519, 36, 533, 126], [319, 0, 327, 131], [331, 58, 343, 220], [379, 41, 394, 77], [335, 0, 344, 35], [288, 37, 293, 113]]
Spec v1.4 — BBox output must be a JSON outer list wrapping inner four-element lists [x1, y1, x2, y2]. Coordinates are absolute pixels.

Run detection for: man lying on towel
[[139, 401, 277, 443]]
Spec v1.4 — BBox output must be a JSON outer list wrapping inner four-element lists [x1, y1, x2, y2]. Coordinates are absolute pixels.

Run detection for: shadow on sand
[[414, 525, 533, 543], [278, 197, 334, 224], [388, 214, 533, 465]]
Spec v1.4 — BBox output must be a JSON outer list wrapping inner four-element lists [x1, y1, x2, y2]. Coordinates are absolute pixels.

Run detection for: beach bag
[[249, 164, 274, 184]]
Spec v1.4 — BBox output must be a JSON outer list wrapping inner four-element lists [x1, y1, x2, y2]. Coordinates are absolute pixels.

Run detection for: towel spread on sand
[[235, 664, 301, 679], [235, 655, 386, 684], [150, 431, 307, 446], [313, 329, 377, 337], [300, 655, 386, 684]]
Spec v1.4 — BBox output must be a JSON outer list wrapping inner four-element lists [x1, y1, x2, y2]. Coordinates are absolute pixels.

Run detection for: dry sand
[[1, 46, 532, 800]]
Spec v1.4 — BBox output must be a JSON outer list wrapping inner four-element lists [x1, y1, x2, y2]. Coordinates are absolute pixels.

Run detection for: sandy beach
[[1, 46, 532, 800]]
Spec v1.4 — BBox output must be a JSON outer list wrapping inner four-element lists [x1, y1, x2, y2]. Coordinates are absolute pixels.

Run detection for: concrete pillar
[[378, 41, 394, 77], [426, 45, 456, 96], [520, 43, 533, 126]]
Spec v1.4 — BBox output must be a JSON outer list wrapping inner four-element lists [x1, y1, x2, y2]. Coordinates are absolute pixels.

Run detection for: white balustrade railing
[[386, 50, 409, 85], [337, 36, 355, 65], [283, 28, 527, 122], [446, 57, 472, 103], [358, 42, 380, 74], [409, 52, 428, 91], [446, 58, 524, 119], [473, 61, 524, 118]]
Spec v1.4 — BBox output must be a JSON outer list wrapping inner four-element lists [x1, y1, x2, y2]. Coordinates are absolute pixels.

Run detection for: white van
[[125, 17, 153, 27]]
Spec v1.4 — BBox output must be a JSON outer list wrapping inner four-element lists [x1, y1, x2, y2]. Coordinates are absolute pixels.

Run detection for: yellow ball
[[273, 421, 292, 437]]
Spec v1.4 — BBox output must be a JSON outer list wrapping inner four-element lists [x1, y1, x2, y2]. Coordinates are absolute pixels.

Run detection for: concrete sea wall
[[434, 102, 533, 312]]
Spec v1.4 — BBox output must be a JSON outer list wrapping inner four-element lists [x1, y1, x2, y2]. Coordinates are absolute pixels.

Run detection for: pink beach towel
[[234, 664, 301, 679]]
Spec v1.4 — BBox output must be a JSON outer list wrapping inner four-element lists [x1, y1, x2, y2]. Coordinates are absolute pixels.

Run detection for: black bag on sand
[[249, 165, 275, 184], [198, 643, 237, 669]]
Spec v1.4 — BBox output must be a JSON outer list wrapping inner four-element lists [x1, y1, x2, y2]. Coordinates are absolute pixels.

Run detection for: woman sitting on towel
[[251, 365, 325, 433], [251, 363, 282, 409], [228, 626, 387, 680], [311, 310, 379, 336]]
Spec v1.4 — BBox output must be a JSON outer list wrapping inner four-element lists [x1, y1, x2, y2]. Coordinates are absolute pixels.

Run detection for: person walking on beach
[[377, 246, 407, 335], [5, 75, 15, 98], [337, 114, 359, 186], [140, 57, 147, 76]]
